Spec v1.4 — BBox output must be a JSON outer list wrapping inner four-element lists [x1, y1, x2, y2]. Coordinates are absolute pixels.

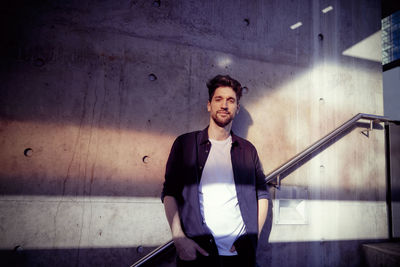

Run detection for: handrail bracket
[[276, 174, 281, 190], [361, 119, 383, 137]]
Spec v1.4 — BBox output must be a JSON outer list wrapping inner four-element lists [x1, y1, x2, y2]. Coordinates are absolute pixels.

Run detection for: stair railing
[[130, 240, 174, 267], [130, 113, 396, 267], [265, 113, 393, 186]]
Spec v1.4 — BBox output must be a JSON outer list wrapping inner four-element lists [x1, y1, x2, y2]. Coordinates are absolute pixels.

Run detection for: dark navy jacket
[[161, 127, 270, 256]]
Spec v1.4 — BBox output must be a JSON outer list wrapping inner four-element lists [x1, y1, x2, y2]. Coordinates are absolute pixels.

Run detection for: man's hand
[[258, 198, 268, 239], [173, 236, 209, 261], [164, 196, 208, 260]]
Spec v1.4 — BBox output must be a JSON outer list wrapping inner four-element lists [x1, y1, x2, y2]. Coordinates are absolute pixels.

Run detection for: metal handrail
[[131, 113, 395, 266], [265, 113, 391, 184], [130, 240, 174, 267]]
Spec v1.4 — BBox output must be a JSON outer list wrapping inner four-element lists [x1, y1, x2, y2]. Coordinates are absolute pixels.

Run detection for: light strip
[[322, 6, 333, 14], [290, 22, 303, 30]]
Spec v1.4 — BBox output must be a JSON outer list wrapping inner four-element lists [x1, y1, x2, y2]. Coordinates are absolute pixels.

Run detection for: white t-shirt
[[198, 136, 246, 256]]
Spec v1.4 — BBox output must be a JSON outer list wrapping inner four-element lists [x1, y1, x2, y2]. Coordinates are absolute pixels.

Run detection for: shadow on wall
[[2, 238, 389, 267], [256, 238, 389, 267], [0, 0, 381, 135], [232, 105, 253, 139], [1, 246, 176, 267]]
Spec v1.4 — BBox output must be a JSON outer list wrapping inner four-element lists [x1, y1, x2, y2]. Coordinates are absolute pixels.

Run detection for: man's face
[[207, 86, 240, 128]]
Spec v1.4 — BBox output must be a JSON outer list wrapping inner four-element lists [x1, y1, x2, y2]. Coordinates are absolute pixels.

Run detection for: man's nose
[[221, 100, 228, 109]]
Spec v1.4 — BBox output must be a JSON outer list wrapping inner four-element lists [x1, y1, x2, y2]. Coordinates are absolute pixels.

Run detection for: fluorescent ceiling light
[[322, 6, 333, 13], [290, 22, 302, 30]]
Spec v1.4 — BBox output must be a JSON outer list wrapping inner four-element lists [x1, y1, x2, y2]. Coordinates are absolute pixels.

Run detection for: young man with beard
[[162, 75, 269, 267]]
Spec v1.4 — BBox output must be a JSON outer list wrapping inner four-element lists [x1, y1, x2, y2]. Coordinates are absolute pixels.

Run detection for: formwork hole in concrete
[[14, 246, 23, 253], [152, 0, 160, 7], [142, 156, 150, 163], [148, 73, 157, 81], [33, 58, 45, 67], [137, 246, 144, 253], [24, 148, 33, 157]]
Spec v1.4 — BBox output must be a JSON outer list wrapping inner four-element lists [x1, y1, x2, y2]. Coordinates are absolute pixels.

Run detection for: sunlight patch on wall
[[216, 56, 232, 68], [342, 31, 382, 62], [0, 196, 388, 249], [0, 119, 173, 188], [269, 200, 388, 243], [0, 196, 388, 248], [245, 60, 383, 175], [0, 195, 169, 249]]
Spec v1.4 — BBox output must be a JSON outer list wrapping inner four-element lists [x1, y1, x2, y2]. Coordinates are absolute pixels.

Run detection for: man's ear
[[207, 101, 211, 112], [236, 103, 240, 114]]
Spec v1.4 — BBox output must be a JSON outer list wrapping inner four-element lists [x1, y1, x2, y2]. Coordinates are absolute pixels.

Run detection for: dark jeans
[[176, 255, 253, 267], [176, 234, 257, 267]]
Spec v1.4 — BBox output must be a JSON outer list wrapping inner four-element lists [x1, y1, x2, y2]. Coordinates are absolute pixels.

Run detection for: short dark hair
[[206, 75, 242, 102]]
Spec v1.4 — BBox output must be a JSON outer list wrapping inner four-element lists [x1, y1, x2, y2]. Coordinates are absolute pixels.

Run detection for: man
[[162, 75, 269, 267]]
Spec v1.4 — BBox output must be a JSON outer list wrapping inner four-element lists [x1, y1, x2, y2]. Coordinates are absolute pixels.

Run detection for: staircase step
[[363, 242, 400, 267]]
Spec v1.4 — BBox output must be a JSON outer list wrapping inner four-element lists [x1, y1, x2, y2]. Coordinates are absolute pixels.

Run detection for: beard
[[211, 111, 234, 127]]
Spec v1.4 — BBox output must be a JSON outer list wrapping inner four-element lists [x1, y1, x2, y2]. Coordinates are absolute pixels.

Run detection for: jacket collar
[[199, 126, 239, 147]]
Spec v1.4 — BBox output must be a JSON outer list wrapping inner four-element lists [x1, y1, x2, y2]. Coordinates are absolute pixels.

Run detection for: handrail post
[[276, 174, 281, 189]]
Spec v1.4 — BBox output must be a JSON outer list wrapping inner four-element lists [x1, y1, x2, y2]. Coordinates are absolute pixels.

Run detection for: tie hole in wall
[[33, 58, 45, 67], [14, 246, 24, 253], [142, 156, 150, 164], [148, 73, 157, 81], [152, 0, 161, 7], [24, 148, 33, 157]]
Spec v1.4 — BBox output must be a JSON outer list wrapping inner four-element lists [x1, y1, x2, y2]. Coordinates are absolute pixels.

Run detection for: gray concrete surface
[[363, 242, 400, 267], [383, 67, 400, 121], [0, 0, 386, 266]]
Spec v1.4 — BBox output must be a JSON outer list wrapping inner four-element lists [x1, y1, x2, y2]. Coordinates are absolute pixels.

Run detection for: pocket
[[176, 256, 197, 267], [233, 234, 257, 258]]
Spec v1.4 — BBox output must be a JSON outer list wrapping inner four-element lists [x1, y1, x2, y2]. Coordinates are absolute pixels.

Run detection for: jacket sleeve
[[161, 136, 184, 203], [254, 149, 270, 200]]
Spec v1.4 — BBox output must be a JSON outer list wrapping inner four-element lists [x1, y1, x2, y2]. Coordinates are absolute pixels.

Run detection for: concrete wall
[[383, 67, 400, 240], [383, 67, 400, 120], [0, 0, 385, 266]]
